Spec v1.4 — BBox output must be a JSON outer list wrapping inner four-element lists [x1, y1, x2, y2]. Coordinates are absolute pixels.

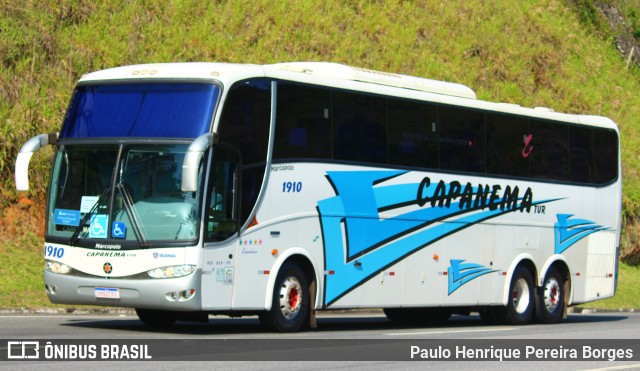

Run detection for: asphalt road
[[1, 311, 639, 370]]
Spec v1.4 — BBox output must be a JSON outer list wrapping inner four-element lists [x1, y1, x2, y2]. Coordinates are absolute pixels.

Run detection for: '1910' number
[[282, 181, 302, 193], [45, 245, 64, 258]]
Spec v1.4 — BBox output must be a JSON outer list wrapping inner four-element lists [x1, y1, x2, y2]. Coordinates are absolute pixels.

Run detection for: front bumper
[[44, 269, 202, 311]]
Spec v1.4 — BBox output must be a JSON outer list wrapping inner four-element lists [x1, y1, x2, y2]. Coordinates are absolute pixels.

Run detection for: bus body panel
[[200, 242, 236, 310], [247, 162, 619, 309]]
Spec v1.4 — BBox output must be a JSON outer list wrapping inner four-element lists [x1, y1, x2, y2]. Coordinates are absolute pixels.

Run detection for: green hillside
[[1, 0, 640, 307]]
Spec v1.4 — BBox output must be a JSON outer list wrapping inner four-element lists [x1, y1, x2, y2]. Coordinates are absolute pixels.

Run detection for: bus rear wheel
[[260, 262, 310, 332], [135, 308, 178, 326], [495, 266, 535, 325], [536, 268, 565, 324]]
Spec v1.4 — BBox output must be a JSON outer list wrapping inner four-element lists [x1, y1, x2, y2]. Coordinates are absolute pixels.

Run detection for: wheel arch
[[538, 256, 571, 287], [263, 248, 321, 311]]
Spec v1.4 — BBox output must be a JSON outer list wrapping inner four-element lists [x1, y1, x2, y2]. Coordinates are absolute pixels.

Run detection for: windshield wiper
[[69, 187, 110, 246], [117, 183, 149, 248]]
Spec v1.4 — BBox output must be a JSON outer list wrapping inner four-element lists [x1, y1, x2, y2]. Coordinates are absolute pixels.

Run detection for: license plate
[[95, 287, 120, 299]]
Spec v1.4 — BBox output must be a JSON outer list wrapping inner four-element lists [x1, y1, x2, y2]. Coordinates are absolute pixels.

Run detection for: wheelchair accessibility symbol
[[112, 222, 126, 239], [89, 215, 108, 239]]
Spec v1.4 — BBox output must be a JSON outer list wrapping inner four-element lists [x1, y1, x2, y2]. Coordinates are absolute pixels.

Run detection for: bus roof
[[267, 62, 477, 99], [77, 62, 476, 98]]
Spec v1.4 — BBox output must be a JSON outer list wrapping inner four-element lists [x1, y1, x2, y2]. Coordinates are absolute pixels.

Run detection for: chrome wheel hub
[[543, 277, 561, 313], [512, 277, 530, 314], [279, 276, 302, 319]]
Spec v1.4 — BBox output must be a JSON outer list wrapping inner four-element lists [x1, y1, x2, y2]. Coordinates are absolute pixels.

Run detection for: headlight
[[147, 264, 196, 279], [45, 260, 72, 275]]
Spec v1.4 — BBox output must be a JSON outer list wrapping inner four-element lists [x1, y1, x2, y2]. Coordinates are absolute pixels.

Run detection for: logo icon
[[103, 262, 113, 274], [7, 341, 40, 359]]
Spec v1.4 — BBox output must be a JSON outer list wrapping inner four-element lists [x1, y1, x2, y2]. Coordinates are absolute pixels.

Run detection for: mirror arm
[[181, 132, 217, 192], [15, 132, 58, 191]]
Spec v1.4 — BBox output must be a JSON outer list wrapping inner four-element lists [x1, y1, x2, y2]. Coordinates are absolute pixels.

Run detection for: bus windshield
[[48, 143, 201, 246]]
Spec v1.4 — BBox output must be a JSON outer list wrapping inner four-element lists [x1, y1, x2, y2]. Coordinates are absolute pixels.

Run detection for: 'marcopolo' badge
[[103, 262, 113, 274]]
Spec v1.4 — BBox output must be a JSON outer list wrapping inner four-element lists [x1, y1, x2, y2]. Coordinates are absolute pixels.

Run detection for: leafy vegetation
[[618, 0, 640, 38], [1, 0, 640, 307]]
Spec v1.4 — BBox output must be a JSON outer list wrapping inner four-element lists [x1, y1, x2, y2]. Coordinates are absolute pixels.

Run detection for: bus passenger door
[[201, 146, 241, 309]]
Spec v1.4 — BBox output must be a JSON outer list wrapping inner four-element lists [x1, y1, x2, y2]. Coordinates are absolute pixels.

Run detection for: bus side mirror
[[15, 132, 58, 191], [181, 132, 217, 192]]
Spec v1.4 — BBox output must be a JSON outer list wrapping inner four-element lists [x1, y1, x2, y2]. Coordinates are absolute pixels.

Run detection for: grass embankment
[[1, 1, 640, 308], [579, 263, 640, 310]]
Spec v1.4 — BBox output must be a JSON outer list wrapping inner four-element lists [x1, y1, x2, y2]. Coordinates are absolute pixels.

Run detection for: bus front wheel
[[260, 262, 310, 332]]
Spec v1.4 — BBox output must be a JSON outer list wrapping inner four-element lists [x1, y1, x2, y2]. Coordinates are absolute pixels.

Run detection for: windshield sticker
[[89, 214, 109, 239], [112, 222, 126, 239], [80, 196, 100, 213], [53, 209, 81, 227]]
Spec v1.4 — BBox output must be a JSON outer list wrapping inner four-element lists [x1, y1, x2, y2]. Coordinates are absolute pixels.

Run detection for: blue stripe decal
[[554, 214, 608, 254], [317, 170, 556, 305], [448, 259, 496, 295]]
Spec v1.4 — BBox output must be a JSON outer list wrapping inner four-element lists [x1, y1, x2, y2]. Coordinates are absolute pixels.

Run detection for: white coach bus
[[15, 62, 621, 332]]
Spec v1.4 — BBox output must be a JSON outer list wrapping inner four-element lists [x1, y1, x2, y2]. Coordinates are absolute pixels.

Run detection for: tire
[[536, 268, 565, 324], [383, 307, 451, 324], [495, 266, 535, 325], [135, 308, 179, 326], [260, 262, 310, 332]]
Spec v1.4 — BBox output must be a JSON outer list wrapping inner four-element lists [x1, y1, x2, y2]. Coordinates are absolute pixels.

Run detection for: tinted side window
[[274, 84, 331, 160], [569, 126, 593, 183], [388, 99, 438, 168], [439, 106, 485, 173], [593, 128, 618, 183], [486, 113, 529, 177], [218, 79, 271, 223], [218, 80, 271, 165], [530, 120, 569, 181], [268, 81, 618, 186], [333, 91, 387, 163], [205, 146, 240, 242]]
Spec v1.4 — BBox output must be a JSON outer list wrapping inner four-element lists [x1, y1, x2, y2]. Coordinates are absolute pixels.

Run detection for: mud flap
[[562, 279, 569, 319], [309, 279, 317, 329]]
